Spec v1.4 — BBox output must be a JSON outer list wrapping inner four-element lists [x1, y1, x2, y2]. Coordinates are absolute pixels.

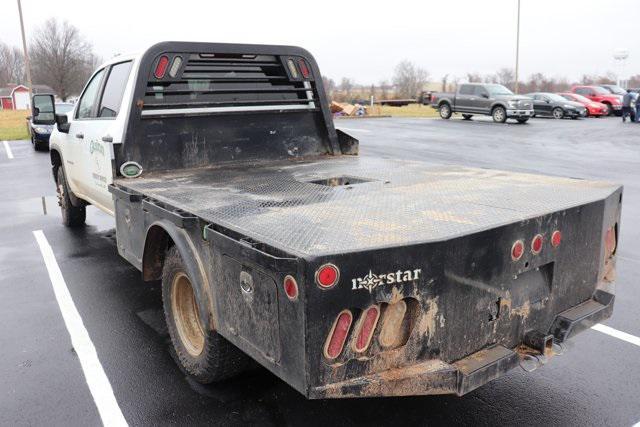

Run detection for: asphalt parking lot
[[1, 115, 639, 426]]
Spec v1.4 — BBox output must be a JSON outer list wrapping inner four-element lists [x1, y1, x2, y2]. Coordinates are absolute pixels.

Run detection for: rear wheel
[[56, 167, 85, 227], [162, 246, 250, 383], [461, 114, 473, 120], [439, 103, 452, 119], [492, 106, 507, 123], [552, 107, 564, 119]]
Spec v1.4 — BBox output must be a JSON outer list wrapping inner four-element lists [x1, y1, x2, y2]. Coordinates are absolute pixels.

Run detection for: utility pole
[[17, 0, 34, 106], [514, 0, 521, 94]]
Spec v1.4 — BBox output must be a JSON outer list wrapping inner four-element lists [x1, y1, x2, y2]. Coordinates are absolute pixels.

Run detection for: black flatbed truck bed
[[96, 42, 622, 399]]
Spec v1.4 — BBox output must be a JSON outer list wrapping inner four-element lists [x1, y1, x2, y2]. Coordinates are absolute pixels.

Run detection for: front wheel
[[56, 167, 85, 227], [162, 246, 250, 383], [492, 106, 507, 123], [461, 114, 473, 120], [516, 118, 529, 124], [439, 103, 452, 119], [552, 107, 564, 119], [32, 135, 47, 152]]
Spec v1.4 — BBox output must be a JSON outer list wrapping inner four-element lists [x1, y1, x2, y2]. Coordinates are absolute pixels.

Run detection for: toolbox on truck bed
[[48, 40, 620, 398]]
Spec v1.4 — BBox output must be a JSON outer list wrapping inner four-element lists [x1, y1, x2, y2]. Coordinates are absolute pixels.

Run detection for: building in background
[[0, 84, 54, 110]]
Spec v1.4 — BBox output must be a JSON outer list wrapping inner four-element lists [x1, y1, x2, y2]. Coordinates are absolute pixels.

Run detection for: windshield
[[485, 84, 513, 96], [55, 103, 74, 113], [562, 93, 590, 103], [602, 85, 626, 95]]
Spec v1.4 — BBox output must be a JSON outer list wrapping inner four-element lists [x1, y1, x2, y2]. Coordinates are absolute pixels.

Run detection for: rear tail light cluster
[[511, 230, 562, 261], [285, 57, 312, 80], [323, 299, 415, 361], [154, 55, 183, 79]]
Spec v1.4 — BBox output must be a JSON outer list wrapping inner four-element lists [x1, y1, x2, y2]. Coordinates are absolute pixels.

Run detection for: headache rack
[[141, 51, 318, 116], [116, 42, 341, 174]]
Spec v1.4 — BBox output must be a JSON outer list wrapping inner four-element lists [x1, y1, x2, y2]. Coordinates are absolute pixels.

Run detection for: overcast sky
[[1, 0, 639, 85]]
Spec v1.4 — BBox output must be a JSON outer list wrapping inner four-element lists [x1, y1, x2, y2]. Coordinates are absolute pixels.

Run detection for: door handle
[[101, 135, 113, 143], [75, 132, 84, 139]]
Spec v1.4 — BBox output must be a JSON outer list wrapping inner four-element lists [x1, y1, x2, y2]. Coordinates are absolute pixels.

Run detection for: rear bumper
[[310, 290, 614, 399]]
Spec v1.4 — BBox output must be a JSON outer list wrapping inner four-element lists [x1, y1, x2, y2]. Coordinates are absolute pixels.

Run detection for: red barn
[[0, 84, 55, 110]]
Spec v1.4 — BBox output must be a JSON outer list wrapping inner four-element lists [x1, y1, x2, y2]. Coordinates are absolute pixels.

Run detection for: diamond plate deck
[[115, 156, 619, 256]]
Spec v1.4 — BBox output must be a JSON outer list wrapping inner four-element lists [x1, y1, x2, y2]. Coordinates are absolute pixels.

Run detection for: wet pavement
[[1, 115, 639, 426]]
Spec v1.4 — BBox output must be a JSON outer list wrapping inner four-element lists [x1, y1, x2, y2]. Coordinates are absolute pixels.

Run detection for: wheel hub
[[171, 272, 205, 357]]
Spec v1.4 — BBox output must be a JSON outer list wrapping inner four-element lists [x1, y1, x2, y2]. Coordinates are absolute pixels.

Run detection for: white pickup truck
[[29, 41, 621, 399]]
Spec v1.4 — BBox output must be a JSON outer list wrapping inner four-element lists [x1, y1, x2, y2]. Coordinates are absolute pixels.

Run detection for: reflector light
[[286, 59, 299, 79], [551, 230, 562, 247], [354, 305, 380, 353], [283, 275, 298, 301], [531, 234, 543, 254], [168, 56, 182, 78], [298, 59, 310, 78], [511, 240, 524, 261], [324, 310, 353, 359], [316, 264, 339, 289], [154, 55, 169, 79]]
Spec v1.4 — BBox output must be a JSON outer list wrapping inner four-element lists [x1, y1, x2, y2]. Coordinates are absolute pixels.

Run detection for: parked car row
[[430, 83, 624, 123]]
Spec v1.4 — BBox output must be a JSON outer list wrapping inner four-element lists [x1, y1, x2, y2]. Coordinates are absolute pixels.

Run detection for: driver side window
[[76, 68, 106, 119]]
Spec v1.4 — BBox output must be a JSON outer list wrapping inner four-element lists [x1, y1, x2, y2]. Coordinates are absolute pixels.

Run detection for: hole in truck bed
[[307, 176, 373, 187]]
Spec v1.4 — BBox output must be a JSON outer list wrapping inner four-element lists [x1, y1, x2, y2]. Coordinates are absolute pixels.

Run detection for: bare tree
[[340, 77, 355, 99], [29, 19, 99, 100], [441, 74, 448, 92], [628, 74, 640, 88], [465, 72, 482, 83], [393, 60, 429, 99], [0, 41, 26, 86], [379, 80, 390, 100], [495, 68, 515, 90], [321, 75, 336, 100]]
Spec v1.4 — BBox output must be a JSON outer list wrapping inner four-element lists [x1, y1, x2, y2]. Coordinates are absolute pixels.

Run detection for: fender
[[50, 148, 85, 208], [143, 220, 217, 330]]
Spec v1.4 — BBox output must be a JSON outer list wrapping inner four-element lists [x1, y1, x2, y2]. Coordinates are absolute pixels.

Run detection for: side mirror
[[31, 94, 56, 125], [481, 93, 489, 99], [55, 113, 70, 133]]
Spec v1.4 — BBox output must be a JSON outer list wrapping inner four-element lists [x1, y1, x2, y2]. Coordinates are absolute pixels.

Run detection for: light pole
[[16, 0, 33, 105], [514, 0, 521, 94]]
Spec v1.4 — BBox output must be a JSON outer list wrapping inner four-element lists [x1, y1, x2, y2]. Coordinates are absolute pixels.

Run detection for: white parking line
[[33, 230, 127, 427], [3, 141, 14, 159], [592, 323, 640, 348], [336, 127, 371, 133]]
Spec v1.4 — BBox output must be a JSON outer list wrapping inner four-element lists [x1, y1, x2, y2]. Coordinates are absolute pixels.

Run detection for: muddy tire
[[439, 103, 452, 119], [492, 106, 507, 123], [56, 167, 85, 227], [162, 246, 250, 383], [462, 114, 473, 120]]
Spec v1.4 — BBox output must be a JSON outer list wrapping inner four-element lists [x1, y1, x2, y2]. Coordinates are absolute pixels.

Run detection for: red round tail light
[[283, 275, 298, 301], [316, 264, 339, 289], [551, 230, 562, 247], [531, 234, 543, 254], [154, 55, 170, 79], [511, 240, 524, 261], [353, 305, 380, 353], [324, 310, 353, 359]]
